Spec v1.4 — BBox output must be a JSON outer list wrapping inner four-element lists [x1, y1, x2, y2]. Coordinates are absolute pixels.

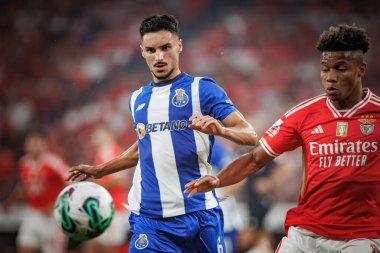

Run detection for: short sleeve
[[199, 77, 236, 121], [259, 114, 302, 157]]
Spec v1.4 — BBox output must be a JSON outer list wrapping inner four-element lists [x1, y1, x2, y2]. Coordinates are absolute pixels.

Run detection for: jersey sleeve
[[45, 153, 69, 179], [199, 77, 236, 121], [259, 114, 302, 157]]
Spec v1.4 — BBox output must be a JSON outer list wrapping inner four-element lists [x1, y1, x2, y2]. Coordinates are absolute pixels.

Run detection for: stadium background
[[0, 0, 379, 252]]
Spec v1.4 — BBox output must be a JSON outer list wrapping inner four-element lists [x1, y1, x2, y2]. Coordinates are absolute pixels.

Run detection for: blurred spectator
[[82, 123, 132, 253], [210, 138, 245, 253], [3, 125, 68, 253]]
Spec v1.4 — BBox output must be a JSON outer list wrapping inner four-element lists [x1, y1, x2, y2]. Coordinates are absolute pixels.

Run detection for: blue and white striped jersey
[[127, 72, 236, 218]]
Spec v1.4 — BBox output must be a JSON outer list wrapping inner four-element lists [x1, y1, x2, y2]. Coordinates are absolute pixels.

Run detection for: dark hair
[[139, 14, 179, 38], [26, 124, 49, 140], [316, 24, 370, 53]]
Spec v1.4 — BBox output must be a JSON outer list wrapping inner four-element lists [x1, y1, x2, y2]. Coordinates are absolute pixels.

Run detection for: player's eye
[[321, 67, 328, 72], [162, 45, 171, 51], [336, 67, 347, 72]]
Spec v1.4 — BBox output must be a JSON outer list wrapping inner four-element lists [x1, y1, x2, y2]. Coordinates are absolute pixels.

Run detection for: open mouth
[[326, 87, 339, 96]]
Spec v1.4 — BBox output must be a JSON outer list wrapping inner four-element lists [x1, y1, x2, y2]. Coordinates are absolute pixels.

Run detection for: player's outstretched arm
[[67, 141, 139, 181], [185, 145, 273, 197], [189, 111, 257, 146]]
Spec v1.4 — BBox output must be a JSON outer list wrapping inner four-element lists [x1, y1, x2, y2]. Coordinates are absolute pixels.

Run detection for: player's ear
[[140, 45, 145, 58], [178, 39, 183, 53], [358, 63, 367, 77]]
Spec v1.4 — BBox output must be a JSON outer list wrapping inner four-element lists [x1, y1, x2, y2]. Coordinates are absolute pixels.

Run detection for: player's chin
[[153, 70, 168, 78]]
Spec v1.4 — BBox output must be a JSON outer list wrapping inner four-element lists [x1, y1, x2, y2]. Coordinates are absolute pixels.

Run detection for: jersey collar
[[326, 88, 372, 118], [151, 72, 186, 87]]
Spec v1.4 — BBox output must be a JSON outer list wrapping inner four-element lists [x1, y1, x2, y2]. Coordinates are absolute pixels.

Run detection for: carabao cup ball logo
[[136, 123, 146, 139], [172, 89, 189, 107]]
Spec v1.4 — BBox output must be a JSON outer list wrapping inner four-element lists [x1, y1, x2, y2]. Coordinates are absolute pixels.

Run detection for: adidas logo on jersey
[[311, 125, 324, 134]]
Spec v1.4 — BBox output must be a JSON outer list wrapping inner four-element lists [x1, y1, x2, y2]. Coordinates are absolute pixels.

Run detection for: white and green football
[[54, 181, 114, 241]]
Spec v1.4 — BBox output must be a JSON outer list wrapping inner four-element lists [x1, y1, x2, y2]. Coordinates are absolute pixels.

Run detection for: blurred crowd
[[1, 0, 380, 252]]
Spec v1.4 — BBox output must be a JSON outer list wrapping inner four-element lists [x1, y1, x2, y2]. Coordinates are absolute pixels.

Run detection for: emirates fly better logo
[[310, 140, 378, 168]]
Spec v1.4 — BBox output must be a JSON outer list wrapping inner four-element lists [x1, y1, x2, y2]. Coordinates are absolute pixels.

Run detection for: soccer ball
[[54, 181, 115, 240]]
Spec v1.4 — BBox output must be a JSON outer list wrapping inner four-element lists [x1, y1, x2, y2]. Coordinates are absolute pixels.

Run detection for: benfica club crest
[[358, 119, 375, 135]]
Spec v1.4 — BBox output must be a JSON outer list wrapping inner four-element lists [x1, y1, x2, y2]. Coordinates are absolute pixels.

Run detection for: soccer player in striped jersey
[[185, 24, 380, 253], [67, 14, 257, 252]]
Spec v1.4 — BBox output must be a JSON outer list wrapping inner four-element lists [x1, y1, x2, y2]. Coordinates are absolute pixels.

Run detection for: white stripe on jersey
[[372, 93, 380, 101], [285, 95, 326, 118], [127, 87, 144, 215], [259, 138, 280, 157], [130, 87, 143, 120], [126, 163, 142, 214], [369, 92, 380, 106], [149, 85, 185, 217], [344, 89, 371, 117], [326, 99, 341, 118], [191, 77, 218, 209]]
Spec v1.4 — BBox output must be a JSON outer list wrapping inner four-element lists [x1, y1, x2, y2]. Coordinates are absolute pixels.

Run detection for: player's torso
[[300, 98, 379, 183], [128, 74, 219, 218], [20, 154, 66, 208], [131, 75, 209, 172], [285, 91, 380, 238]]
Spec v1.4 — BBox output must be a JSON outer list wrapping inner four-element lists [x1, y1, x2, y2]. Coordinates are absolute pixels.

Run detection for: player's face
[[141, 30, 182, 83], [320, 51, 367, 109], [24, 135, 47, 158]]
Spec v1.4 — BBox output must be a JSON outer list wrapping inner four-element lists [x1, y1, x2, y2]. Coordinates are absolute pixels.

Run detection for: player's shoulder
[[198, 76, 217, 83], [42, 152, 67, 170], [18, 155, 29, 168], [369, 90, 380, 107], [196, 76, 219, 87], [284, 94, 327, 118]]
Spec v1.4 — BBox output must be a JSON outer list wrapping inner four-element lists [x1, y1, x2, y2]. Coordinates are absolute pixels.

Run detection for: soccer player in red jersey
[[4, 126, 68, 253], [185, 24, 380, 252], [82, 124, 131, 253]]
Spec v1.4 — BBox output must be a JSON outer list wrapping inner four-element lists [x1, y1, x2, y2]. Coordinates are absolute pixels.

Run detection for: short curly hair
[[139, 14, 179, 38], [316, 24, 370, 53]]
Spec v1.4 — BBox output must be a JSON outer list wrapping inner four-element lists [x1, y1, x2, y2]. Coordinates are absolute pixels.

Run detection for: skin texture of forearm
[[97, 142, 139, 177], [217, 152, 260, 187], [221, 124, 257, 146], [217, 147, 273, 188], [220, 110, 257, 146]]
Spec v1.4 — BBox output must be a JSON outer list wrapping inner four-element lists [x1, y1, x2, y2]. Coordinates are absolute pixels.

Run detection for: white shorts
[[90, 210, 130, 246], [17, 207, 67, 253], [276, 226, 380, 253]]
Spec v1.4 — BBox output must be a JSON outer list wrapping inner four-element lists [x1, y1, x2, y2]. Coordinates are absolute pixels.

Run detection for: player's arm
[[2, 182, 24, 212], [184, 145, 273, 197], [189, 110, 257, 146], [67, 141, 139, 181]]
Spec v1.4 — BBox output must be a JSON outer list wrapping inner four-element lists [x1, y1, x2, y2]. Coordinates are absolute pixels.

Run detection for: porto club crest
[[172, 89, 189, 107], [135, 234, 149, 249]]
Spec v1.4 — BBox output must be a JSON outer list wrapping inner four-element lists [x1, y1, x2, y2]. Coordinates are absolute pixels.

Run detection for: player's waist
[[126, 199, 219, 219], [285, 208, 380, 239]]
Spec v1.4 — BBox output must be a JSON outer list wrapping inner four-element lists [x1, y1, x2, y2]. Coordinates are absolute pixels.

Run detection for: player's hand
[[66, 165, 98, 182], [184, 176, 220, 198], [189, 114, 224, 136]]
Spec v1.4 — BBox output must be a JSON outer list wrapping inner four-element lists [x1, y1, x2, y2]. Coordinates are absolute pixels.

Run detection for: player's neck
[[152, 70, 184, 86], [331, 88, 366, 110]]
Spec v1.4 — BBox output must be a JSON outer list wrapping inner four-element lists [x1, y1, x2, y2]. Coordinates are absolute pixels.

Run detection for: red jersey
[[95, 144, 128, 210], [260, 89, 380, 240], [19, 152, 68, 211]]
